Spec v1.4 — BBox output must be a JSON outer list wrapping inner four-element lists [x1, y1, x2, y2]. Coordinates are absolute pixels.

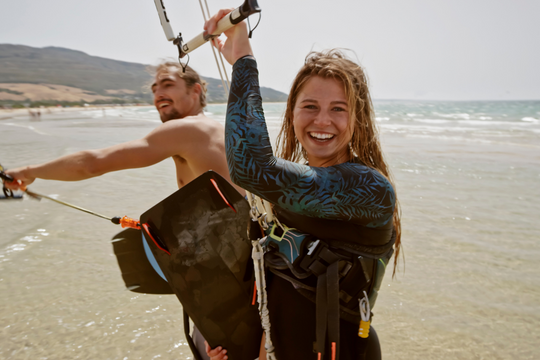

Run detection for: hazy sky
[[1, 0, 539, 100]]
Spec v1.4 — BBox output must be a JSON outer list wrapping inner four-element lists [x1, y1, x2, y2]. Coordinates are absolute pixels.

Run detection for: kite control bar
[[153, 0, 261, 58], [0, 166, 140, 229], [153, 0, 176, 41]]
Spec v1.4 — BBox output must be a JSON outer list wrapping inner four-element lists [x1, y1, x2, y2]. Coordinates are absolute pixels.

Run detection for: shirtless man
[[4, 62, 242, 196], [3, 62, 230, 360]]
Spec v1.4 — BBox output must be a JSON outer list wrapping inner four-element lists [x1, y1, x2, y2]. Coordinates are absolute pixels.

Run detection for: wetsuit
[[225, 57, 395, 360]]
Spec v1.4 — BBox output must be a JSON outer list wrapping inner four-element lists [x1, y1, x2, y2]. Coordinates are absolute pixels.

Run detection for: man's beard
[[160, 108, 182, 122]]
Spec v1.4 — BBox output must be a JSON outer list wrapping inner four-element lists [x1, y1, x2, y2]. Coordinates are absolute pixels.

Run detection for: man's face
[[151, 68, 199, 122]]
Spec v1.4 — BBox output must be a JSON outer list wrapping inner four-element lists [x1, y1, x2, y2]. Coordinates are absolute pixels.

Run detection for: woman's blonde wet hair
[[276, 49, 402, 275]]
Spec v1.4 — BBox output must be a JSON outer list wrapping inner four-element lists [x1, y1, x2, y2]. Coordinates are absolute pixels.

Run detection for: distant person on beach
[[4, 62, 238, 360], [28, 109, 40, 120]]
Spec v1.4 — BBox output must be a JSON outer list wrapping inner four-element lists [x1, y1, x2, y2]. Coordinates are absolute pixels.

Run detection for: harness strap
[[268, 268, 315, 292], [313, 257, 342, 360], [315, 272, 328, 358], [327, 261, 340, 360]]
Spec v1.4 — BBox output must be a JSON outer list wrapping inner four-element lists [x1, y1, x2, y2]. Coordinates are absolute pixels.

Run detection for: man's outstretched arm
[[4, 118, 208, 189]]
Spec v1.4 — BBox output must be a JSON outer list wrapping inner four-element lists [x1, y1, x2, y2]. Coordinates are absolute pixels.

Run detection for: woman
[[205, 9, 401, 360]]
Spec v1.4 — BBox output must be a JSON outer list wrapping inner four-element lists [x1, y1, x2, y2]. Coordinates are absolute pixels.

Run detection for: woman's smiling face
[[292, 76, 352, 167]]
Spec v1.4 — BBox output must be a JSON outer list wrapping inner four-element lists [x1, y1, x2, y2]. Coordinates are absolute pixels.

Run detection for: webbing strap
[[314, 260, 342, 360], [315, 273, 328, 357], [327, 261, 340, 360]]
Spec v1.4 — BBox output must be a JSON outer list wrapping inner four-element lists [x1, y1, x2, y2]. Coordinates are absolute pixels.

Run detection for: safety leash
[[252, 237, 277, 360], [1, 167, 140, 229]]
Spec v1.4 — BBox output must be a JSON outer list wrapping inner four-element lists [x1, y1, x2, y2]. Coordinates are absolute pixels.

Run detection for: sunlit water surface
[[0, 101, 539, 359]]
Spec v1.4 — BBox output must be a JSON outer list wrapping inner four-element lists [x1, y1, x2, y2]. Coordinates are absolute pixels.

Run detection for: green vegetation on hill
[[0, 44, 288, 105], [0, 45, 151, 101], [0, 88, 24, 95]]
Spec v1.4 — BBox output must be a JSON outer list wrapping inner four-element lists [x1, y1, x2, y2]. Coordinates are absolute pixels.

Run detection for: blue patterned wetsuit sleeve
[[226, 57, 395, 227]]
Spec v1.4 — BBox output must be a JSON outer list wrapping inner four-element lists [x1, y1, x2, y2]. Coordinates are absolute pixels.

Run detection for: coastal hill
[[0, 44, 287, 106]]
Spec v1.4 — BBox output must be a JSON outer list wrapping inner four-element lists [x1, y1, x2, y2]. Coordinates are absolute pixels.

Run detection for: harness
[[249, 198, 395, 360]]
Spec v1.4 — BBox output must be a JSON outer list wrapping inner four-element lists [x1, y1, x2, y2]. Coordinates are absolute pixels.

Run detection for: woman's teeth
[[309, 132, 335, 140]]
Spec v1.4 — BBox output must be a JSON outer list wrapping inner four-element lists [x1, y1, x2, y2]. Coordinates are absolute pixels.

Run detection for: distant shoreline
[[0, 102, 290, 119], [0, 104, 153, 119]]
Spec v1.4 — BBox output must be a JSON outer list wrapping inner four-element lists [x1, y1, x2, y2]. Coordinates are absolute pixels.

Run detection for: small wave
[[457, 120, 508, 126], [434, 112, 470, 119], [405, 134, 540, 148], [0, 229, 49, 263], [458, 120, 537, 126], [401, 169, 419, 174], [405, 134, 496, 144], [0, 123, 50, 135], [412, 119, 450, 124], [380, 124, 479, 133], [521, 117, 539, 123]]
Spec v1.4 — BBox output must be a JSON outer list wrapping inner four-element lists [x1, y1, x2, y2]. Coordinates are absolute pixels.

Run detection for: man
[[4, 62, 242, 195], [4, 62, 235, 360]]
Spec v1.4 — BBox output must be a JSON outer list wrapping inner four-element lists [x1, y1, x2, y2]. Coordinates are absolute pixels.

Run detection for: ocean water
[[0, 101, 539, 359]]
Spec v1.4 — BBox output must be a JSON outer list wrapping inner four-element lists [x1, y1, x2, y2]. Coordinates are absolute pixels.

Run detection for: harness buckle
[[299, 240, 337, 274]]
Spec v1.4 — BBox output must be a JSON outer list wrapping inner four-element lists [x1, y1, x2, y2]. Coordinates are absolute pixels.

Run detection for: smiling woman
[[224, 51, 399, 360], [204, 8, 401, 360]]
